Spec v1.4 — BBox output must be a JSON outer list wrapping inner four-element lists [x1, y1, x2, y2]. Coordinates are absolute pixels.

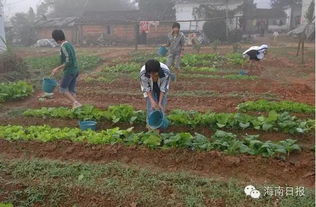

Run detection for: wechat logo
[[244, 185, 261, 199]]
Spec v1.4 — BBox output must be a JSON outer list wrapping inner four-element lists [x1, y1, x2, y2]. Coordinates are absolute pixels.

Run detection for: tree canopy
[[305, 0, 315, 24], [136, 0, 174, 12], [271, 0, 302, 8], [9, 8, 37, 46]]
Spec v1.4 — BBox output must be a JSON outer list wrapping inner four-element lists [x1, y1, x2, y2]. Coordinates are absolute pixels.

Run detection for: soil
[[0, 139, 314, 189], [0, 44, 314, 205]]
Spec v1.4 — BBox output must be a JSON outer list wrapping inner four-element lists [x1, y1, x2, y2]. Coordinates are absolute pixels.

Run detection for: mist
[[4, 0, 41, 18], [3, 0, 272, 18]]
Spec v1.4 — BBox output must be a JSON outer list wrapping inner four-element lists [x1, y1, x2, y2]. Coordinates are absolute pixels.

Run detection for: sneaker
[[72, 101, 82, 109]]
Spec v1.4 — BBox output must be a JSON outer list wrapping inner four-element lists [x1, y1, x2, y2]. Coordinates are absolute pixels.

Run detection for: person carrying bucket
[[165, 22, 185, 71], [50, 29, 82, 109], [140, 59, 171, 131], [243, 44, 268, 61], [242, 44, 269, 71]]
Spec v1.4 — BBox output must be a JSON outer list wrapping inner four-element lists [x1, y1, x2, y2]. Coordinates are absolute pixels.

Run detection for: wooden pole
[[225, 0, 229, 41], [135, 23, 139, 51], [301, 38, 305, 64], [296, 39, 301, 56]]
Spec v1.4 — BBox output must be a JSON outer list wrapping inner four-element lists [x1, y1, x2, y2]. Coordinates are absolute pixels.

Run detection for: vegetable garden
[[0, 45, 314, 207]]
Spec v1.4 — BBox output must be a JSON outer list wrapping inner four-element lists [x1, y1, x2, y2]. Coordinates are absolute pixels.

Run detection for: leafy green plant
[[23, 104, 145, 124], [103, 62, 140, 73], [0, 125, 302, 158], [162, 132, 193, 148], [225, 53, 246, 65], [25, 55, 60, 71], [0, 81, 33, 102], [78, 55, 103, 71], [181, 53, 226, 67], [107, 104, 145, 124], [237, 100, 315, 114], [25, 55, 102, 72], [168, 109, 314, 134], [211, 131, 300, 158], [279, 139, 301, 157], [141, 133, 162, 148], [181, 53, 246, 68], [23, 105, 314, 134], [130, 51, 167, 63]]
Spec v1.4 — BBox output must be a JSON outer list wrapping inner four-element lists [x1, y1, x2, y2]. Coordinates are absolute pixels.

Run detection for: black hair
[[172, 22, 180, 29], [145, 59, 163, 78], [145, 59, 160, 73], [52, 29, 65, 42]]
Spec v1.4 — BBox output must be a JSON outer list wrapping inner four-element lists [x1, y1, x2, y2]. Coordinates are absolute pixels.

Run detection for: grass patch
[[180, 73, 258, 80], [0, 158, 314, 207], [25, 55, 102, 74]]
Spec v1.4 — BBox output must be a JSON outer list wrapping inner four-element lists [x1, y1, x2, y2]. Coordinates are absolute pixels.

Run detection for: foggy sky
[[3, 0, 272, 18], [4, 0, 41, 18]]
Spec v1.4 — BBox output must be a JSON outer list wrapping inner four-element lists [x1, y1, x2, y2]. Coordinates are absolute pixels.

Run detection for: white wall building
[[174, 0, 243, 32]]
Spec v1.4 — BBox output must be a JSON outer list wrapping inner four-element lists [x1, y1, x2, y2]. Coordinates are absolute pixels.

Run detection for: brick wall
[[147, 23, 171, 38], [80, 24, 134, 45], [146, 23, 171, 44], [36, 28, 75, 42], [36, 22, 173, 45]]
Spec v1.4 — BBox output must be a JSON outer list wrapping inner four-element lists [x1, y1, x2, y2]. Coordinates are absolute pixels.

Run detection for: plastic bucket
[[79, 121, 97, 131], [239, 70, 248, 75], [148, 110, 169, 129], [158, 46, 168, 57], [42, 78, 57, 93]]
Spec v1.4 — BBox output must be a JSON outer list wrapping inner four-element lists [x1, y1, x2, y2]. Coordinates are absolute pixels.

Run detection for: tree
[[271, 0, 301, 8], [305, 0, 315, 23], [271, 0, 302, 28], [10, 8, 37, 46], [136, 0, 173, 11], [236, 0, 257, 32], [135, 0, 175, 17], [36, 0, 54, 16], [293, 0, 314, 63], [193, 4, 238, 42]]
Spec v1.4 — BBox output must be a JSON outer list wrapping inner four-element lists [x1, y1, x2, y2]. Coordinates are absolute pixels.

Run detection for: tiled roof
[[34, 9, 176, 28], [34, 17, 78, 28], [79, 9, 175, 24]]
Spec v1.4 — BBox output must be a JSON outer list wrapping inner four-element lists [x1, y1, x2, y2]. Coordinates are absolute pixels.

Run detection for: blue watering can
[[158, 46, 168, 57]]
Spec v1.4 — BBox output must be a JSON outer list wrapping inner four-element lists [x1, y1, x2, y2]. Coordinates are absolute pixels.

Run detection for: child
[[140, 59, 171, 126], [165, 22, 185, 71], [51, 29, 81, 109], [242, 44, 269, 71], [191, 33, 201, 53], [273, 31, 279, 41], [243, 44, 269, 61]]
